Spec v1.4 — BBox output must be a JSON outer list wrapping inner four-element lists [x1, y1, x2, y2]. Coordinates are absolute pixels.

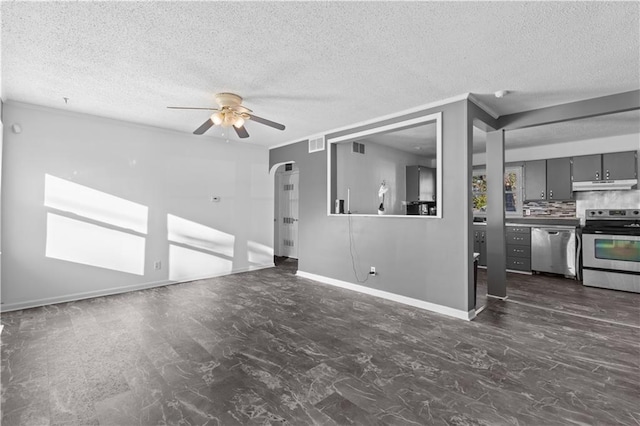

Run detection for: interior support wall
[[270, 100, 474, 318]]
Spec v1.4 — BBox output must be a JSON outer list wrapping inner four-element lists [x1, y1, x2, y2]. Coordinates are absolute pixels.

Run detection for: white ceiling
[[362, 122, 438, 157], [2, 1, 639, 149]]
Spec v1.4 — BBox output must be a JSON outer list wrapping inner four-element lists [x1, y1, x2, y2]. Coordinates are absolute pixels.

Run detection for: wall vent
[[284, 239, 295, 247], [283, 184, 294, 191], [308, 136, 325, 153], [352, 142, 365, 154]]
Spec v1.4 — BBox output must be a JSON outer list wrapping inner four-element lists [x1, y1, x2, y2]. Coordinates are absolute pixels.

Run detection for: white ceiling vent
[[308, 136, 325, 153]]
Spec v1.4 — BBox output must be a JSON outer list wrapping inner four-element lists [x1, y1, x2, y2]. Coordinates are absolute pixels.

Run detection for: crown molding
[[467, 93, 501, 119]]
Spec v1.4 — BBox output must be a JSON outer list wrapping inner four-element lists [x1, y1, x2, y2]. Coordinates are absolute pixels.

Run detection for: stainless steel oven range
[[581, 209, 640, 293]]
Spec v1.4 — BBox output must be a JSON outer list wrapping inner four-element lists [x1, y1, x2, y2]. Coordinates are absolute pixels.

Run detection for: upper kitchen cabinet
[[524, 158, 572, 201], [546, 157, 572, 200], [572, 151, 638, 191], [572, 154, 601, 181], [602, 151, 638, 180], [524, 160, 546, 201], [573, 151, 638, 181]]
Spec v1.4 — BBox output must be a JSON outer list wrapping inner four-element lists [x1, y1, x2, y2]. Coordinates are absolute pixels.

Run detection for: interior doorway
[[274, 163, 299, 260]]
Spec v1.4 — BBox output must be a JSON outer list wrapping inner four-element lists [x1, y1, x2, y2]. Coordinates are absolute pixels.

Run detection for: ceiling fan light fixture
[[211, 111, 223, 125], [233, 116, 245, 128], [221, 113, 236, 128]]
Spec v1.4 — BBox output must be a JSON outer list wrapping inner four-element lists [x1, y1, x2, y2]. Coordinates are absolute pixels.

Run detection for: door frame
[[271, 162, 299, 259]]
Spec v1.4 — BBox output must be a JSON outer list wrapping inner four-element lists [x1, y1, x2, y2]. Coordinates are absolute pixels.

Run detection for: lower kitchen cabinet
[[473, 224, 487, 267], [473, 224, 532, 272], [506, 226, 532, 272]]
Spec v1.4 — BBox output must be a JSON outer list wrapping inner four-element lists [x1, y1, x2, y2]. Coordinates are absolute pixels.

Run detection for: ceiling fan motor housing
[[215, 92, 243, 108]]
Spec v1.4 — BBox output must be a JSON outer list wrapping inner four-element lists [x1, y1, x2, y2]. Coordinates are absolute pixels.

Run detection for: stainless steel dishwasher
[[531, 226, 577, 277]]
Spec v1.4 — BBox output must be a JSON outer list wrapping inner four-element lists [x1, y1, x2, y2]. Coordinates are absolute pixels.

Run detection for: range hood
[[572, 179, 638, 191]]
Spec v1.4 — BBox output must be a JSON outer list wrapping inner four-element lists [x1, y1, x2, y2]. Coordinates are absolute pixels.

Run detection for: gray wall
[[270, 100, 476, 313], [336, 142, 431, 215], [1, 102, 274, 310]]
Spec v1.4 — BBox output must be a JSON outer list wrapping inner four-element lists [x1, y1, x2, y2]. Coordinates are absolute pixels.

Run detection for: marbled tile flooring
[[2, 259, 639, 425], [476, 269, 640, 327]]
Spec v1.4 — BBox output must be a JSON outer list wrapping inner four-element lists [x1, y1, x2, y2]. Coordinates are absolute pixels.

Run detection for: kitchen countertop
[[473, 217, 580, 227]]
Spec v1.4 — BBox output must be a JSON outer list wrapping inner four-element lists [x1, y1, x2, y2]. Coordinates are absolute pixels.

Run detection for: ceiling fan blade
[[234, 125, 250, 139], [248, 114, 286, 131], [193, 119, 214, 135], [167, 106, 220, 111]]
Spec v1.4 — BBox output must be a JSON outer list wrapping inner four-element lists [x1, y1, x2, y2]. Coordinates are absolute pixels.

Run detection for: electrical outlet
[[154, 261, 161, 270], [370, 266, 377, 275]]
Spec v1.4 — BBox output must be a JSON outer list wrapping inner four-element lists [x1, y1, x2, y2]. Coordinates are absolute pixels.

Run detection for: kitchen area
[[473, 147, 639, 295]]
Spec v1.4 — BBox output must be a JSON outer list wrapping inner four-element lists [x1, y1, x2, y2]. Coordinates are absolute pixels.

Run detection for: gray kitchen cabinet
[[572, 151, 638, 181], [473, 224, 487, 267], [506, 226, 531, 272], [525, 158, 572, 201], [546, 157, 572, 200], [602, 151, 638, 180], [406, 165, 435, 201], [572, 154, 601, 181], [524, 160, 546, 201], [473, 224, 530, 272]]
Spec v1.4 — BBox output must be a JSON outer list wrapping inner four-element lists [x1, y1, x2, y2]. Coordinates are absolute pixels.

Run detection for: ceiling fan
[[167, 92, 285, 139]]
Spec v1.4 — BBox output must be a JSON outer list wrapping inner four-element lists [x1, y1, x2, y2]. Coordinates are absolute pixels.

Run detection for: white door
[[276, 169, 299, 258]]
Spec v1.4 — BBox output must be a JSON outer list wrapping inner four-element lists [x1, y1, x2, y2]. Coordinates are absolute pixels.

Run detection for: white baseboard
[[167, 263, 275, 286], [0, 263, 275, 313], [296, 271, 475, 321]]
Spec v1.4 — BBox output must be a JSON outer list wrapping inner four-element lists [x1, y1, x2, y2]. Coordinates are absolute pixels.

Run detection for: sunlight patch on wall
[[44, 174, 148, 233], [168, 245, 232, 281], [167, 214, 234, 258], [248, 240, 273, 265], [45, 213, 145, 275], [167, 214, 235, 281]]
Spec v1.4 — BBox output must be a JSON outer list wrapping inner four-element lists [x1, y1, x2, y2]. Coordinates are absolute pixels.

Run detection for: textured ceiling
[[2, 1, 639, 149]]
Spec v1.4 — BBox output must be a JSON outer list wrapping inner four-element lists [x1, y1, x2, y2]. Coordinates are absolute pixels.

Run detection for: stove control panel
[[586, 209, 640, 219]]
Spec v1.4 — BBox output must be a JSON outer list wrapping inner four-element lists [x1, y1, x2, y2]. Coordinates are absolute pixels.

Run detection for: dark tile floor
[[2, 259, 639, 425]]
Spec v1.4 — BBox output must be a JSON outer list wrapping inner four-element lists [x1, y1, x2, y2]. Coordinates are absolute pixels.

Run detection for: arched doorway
[[272, 162, 299, 268]]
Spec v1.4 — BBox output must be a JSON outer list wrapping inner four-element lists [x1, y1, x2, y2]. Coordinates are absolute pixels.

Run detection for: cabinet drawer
[[506, 226, 530, 234], [507, 244, 530, 259], [506, 232, 531, 245], [506, 257, 531, 271]]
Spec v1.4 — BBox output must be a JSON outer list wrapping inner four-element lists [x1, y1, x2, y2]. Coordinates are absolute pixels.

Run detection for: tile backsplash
[[523, 200, 576, 218], [523, 190, 640, 223]]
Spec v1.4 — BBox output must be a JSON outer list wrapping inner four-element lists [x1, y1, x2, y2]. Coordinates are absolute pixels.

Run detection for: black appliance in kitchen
[[406, 201, 436, 215], [581, 209, 640, 293]]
